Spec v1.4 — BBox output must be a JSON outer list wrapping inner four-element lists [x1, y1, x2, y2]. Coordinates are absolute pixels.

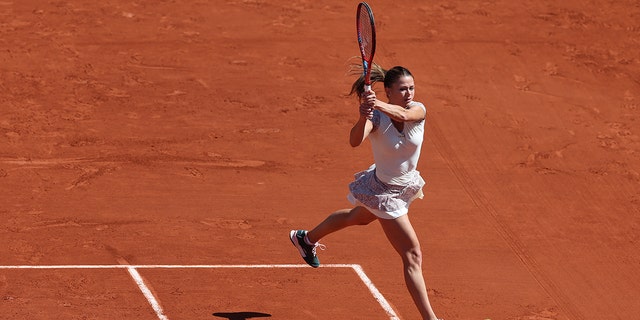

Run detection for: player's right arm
[[350, 103, 374, 147]]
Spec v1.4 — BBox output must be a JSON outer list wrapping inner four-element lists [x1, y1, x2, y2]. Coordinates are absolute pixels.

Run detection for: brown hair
[[349, 64, 414, 97]]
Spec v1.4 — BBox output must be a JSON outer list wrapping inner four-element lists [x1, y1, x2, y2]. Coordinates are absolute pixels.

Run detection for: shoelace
[[311, 242, 326, 255]]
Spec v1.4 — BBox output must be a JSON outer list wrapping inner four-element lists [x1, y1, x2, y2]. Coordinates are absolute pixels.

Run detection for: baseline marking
[[0, 264, 399, 320]]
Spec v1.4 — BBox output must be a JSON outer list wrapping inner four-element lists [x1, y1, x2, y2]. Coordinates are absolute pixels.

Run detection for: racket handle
[[364, 84, 371, 92]]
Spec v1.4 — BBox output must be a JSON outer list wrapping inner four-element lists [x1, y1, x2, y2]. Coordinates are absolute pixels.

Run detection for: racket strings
[[357, 6, 374, 60]]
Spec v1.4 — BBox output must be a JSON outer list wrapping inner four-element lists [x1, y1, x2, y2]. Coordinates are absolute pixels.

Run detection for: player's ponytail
[[349, 63, 387, 97]]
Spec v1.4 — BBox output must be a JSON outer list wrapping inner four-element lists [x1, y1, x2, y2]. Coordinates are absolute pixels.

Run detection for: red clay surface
[[1, 1, 639, 319]]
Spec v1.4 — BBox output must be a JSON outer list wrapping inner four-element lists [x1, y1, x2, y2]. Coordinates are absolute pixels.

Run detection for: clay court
[[1, 1, 639, 319]]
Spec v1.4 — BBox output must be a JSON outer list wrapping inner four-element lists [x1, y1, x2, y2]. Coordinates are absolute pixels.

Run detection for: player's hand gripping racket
[[356, 2, 376, 93]]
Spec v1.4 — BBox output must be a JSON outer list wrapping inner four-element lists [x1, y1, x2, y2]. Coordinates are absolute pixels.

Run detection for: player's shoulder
[[408, 101, 426, 111], [407, 101, 426, 123]]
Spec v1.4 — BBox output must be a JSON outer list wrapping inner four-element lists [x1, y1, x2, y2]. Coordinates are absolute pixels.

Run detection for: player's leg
[[378, 214, 439, 320], [290, 206, 376, 267], [307, 206, 376, 243]]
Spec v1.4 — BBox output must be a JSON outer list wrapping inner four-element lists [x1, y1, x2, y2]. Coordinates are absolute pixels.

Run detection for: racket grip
[[364, 84, 371, 92]]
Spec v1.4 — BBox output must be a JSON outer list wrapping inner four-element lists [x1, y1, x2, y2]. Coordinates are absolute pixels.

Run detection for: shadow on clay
[[212, 311, 272, 320]]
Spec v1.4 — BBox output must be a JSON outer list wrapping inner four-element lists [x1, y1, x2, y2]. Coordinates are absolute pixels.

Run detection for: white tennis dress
[[347, 101, 426, 219]]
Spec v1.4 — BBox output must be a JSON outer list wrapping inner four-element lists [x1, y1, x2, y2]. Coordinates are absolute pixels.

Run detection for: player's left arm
[[373, 100, 425, 122]]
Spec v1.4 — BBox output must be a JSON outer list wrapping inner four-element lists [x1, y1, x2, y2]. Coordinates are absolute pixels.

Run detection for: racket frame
[[356, 2, 376, 92]]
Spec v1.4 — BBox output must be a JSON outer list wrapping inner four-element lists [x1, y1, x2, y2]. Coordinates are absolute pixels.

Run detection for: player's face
[[385, 76, 415, 107]]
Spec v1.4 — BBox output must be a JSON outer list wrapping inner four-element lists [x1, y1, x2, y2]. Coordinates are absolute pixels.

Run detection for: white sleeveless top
[[369, 101, 425, 185]]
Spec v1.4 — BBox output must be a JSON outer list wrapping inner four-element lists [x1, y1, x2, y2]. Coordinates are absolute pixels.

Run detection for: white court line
[[351, 264, 400, 320], [0, 264, 399, 320], [0, 264, 352, 269], [126, 266, 169, 320]]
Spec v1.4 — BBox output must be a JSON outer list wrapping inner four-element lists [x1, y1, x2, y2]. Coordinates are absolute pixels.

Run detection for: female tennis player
[[290, 64, 441, 320]]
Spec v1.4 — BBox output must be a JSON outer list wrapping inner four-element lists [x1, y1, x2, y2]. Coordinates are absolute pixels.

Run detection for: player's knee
[[403, 247, 423, 269]]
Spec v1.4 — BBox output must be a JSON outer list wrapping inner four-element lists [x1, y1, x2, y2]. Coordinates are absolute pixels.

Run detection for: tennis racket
[[356, 2, 376, 92]]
